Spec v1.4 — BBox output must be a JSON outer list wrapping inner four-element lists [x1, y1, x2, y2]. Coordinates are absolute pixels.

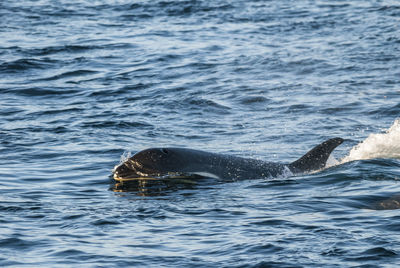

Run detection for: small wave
[[345, 247, 397, 262], [239, 96, 270, 105], [38, 69, 98, 81], [5, 87, 79, 97], [27, 45, 95, 56], [0, 237, 38, 250], [119, 1, 234, 18], [342, 118, 400, 163], [0, 58, 56, 73], [81, 120, 153, 129]]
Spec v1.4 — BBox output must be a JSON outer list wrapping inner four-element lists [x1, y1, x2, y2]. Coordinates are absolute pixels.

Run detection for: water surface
[[1, 0, 400, 267]]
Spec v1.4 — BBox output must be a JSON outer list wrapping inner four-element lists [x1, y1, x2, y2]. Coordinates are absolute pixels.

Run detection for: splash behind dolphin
[[113, 138, 344, 181]]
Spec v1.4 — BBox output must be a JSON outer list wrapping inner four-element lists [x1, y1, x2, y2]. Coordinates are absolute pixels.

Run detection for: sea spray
[[341, 119, 400, 163]]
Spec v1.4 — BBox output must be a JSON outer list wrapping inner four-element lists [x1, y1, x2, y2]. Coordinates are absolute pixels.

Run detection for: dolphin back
[[288, 138, 344, 174]]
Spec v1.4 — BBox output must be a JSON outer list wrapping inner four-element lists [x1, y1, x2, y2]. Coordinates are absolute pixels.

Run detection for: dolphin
[[113, 138, 344, 181]]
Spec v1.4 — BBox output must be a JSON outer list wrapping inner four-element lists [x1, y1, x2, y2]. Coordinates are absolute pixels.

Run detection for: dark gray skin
[[113, 138, 344, 181]]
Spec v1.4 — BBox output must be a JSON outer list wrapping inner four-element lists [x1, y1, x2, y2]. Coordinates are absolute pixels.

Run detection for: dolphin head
[[113, 148, 197, 180]]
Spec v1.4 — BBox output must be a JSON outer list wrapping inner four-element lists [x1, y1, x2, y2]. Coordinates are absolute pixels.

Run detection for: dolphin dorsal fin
[[288, 138, 344, 174]]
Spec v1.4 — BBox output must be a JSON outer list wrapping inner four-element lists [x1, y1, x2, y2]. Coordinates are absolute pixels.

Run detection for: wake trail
[[341, 118, 400, 164]]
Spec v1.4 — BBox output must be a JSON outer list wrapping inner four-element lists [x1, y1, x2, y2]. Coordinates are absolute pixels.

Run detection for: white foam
[[326, 154, 339, 168], [278, 166, 294, 179], [112, 151, 132, 172], [341, 118, 400, 163], [120, 151, 132, 163]]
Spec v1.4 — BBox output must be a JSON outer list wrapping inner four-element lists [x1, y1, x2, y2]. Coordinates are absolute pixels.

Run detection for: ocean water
[[1, 0, 400, 267]]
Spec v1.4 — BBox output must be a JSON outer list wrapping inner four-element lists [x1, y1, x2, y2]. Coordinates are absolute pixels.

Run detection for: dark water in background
[[1, 0, 400, 266]]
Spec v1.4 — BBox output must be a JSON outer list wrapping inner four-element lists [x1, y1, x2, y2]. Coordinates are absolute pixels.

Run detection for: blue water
[[1, 0, 400, 267]]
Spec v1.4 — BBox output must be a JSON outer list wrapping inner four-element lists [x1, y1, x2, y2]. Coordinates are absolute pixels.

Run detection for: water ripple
[[1, 0, 400, 267]]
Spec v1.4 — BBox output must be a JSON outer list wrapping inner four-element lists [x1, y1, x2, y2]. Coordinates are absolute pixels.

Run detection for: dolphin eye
[[160, 148, 169, 155]]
